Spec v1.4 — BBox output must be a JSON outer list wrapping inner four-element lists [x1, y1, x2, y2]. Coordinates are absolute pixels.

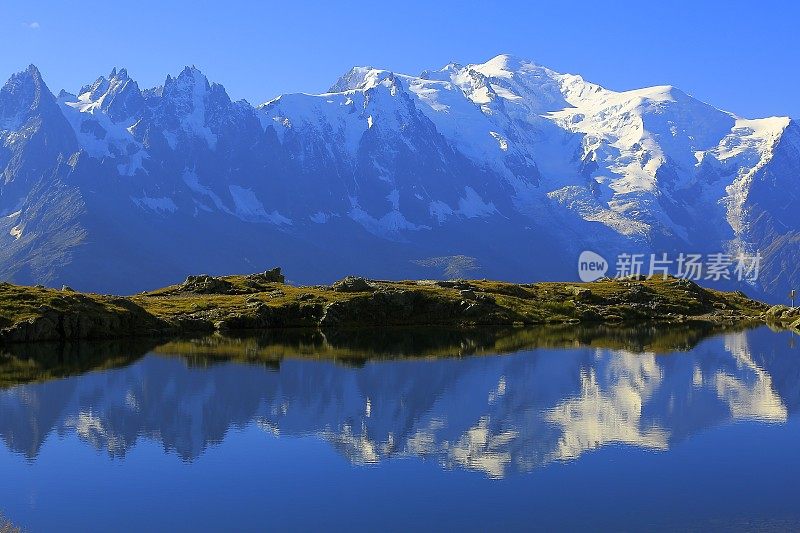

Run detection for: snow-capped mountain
[[0, 55, 797, 296]]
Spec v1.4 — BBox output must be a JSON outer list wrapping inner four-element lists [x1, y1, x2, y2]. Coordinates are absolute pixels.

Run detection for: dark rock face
[[173, 269, 285, 296], [435, 280, 475, 290], [0, 296, 166, 343], [568, 287, 592, 301], [214, 302, 324, 331], [248, 268, 285, 284], [319, 289, 513, 327], [177, 275, 236, 295]]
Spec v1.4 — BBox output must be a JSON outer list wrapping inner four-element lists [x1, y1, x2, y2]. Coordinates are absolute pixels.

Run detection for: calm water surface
[[1, 326, 799, 531]]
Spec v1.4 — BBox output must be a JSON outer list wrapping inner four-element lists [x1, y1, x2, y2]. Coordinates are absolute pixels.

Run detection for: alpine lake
[[1, 324, 799, 531]]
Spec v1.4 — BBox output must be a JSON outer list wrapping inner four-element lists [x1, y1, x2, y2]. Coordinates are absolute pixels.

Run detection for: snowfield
[[0, 56, 797, 297]]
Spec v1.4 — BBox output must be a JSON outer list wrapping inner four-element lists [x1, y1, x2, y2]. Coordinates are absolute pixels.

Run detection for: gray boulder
[[332, 276, 375, 293]]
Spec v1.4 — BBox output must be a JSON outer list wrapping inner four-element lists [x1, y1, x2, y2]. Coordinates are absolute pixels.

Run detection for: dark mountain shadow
[[0, 337, 163, 388], [154, 322, 753, 369]]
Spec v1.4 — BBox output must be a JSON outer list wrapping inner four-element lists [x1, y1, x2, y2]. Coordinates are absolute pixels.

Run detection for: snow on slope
[[48, 55, 793, 248], [1, 55, 796, 295], [715, 118, 791, 220], [58, 69, 149, 176], [257, 54, 794, 250]]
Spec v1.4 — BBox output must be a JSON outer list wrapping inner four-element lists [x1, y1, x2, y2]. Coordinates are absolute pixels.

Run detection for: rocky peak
[[0, 64, 58, 126]]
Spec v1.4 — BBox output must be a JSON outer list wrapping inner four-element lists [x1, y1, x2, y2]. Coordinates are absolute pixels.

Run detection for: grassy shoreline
[[0, 269, 795, 345]]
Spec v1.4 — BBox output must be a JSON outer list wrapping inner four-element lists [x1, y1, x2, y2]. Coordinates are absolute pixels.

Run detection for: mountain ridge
[[0, 55, 797, 298]]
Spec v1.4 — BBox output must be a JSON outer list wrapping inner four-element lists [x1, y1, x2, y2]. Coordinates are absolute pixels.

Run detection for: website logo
[[578, 251, 609, 282]]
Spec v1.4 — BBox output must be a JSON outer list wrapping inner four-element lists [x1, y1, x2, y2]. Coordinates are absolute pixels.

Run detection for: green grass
[[0, 274, 773, 344], [0, 282, 134, 325], [155, 275, 762, 321]]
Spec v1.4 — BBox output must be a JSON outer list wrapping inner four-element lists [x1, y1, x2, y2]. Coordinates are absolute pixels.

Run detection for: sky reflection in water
[[1, 326, 799, 531]]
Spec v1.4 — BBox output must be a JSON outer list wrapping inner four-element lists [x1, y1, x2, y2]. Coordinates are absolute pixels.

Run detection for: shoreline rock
[[0, 271, 775, 344]]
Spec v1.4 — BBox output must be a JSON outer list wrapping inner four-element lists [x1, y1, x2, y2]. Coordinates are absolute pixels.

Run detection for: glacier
[[0, 55, 797, 298]]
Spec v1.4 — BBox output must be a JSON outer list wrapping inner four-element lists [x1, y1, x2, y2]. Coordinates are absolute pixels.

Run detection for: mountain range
[[0, 55, 797, 297]]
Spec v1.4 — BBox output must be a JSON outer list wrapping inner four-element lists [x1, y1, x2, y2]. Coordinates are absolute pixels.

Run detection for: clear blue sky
[[3, 0, 797, 118]]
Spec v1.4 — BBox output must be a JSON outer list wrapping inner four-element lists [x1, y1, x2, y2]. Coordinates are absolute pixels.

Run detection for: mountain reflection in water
[[0, 325, 797, 479]]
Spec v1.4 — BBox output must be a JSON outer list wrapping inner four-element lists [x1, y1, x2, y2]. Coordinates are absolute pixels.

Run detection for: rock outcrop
[[0, 272, 775, 344], [764, 305, 800, 332]]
